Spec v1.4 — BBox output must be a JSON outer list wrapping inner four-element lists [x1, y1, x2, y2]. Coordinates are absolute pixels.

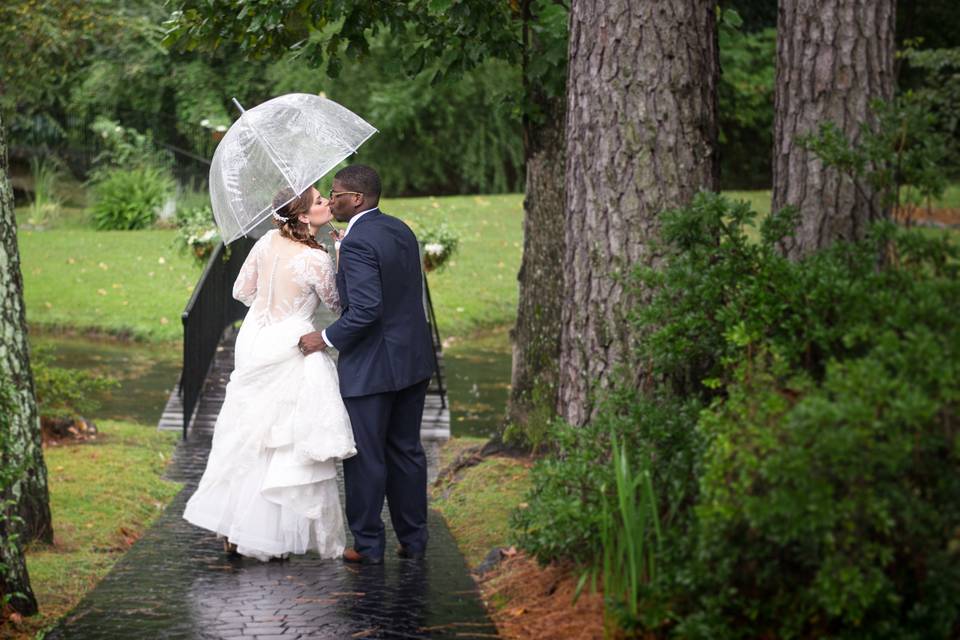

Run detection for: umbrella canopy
[[209, 93, 377, 244]]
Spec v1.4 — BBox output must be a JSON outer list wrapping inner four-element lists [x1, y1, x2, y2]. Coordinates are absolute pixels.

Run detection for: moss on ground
[[431, 439, 532, 568]]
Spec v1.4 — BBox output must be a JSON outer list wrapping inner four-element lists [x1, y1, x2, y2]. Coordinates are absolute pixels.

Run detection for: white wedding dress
[[183, 229, 356, 561]]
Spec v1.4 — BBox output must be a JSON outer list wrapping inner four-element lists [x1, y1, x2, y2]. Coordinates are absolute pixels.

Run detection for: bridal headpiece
[[271, 187, 299, 224]]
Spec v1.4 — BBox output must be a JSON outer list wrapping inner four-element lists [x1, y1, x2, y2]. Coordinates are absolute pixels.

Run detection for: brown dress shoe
[[342, 547, 383, 565]]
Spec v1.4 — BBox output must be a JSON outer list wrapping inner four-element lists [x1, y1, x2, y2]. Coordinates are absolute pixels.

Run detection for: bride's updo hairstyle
[[271, 187, 325, 252]]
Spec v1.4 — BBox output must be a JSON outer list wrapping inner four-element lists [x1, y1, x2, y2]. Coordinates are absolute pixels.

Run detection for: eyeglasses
[[329, 190, 362, 199]]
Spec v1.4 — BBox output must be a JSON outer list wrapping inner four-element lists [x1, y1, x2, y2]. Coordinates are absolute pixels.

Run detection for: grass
[[17, 229, 202, 341], [15, 185, 957, 343], [383, 194, 524, 338], [431, 443, 533, 567], [11, 422, 181, 639]]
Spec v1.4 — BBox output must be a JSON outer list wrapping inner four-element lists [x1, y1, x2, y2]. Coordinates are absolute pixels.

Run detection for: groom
[[298, 164, 435, 564]]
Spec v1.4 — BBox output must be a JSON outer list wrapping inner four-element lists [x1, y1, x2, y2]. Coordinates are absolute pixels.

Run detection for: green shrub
[[31, 348, 118, 420], [643, 194, 960, 638], [89, 166, 174, 230], [90, 117, 173, 172], [515, 189, 960, 637], [511, 393, 701, 566]]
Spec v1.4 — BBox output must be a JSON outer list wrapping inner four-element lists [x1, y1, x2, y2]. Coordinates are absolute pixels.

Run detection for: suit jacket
[[325, 209, 435, 398]]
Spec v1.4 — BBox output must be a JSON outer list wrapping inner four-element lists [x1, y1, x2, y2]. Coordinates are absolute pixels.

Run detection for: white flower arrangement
[[419, 223, 459, 272]]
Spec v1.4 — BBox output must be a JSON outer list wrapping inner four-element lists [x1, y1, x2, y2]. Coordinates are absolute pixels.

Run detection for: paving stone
[[45, 334, 496, 639]]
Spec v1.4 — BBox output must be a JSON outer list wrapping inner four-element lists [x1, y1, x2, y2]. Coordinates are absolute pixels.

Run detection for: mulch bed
[[478, 551, 605, 639], [893, 206, 960, 228]]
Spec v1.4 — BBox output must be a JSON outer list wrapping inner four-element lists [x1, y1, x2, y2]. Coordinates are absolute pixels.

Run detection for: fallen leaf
[[98, 262, 109, 270], [97, 289, 107, 296], [158, 257, 166, 264]]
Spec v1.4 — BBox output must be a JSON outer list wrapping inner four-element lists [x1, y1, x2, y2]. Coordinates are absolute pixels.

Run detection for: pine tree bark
[[0, 115, 43, 615], [558, 0, 719, 427], [772, 0, 896, 259], [508, 10, 567, 428], [0, 113, 53, 546]]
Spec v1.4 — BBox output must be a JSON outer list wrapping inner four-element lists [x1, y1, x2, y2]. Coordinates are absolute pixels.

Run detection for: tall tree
[[771, 0, 896, 259], [558, 0, 720, 426], [0, 113, 44, 616], [507, 1, 567, 428]]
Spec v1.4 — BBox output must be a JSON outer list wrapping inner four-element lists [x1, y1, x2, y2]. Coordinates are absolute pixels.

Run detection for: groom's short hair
[[335, 165, 381, 202]]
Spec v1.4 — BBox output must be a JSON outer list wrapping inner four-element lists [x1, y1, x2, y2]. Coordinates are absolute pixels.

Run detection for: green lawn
[[16, 186, 956, 343], [18, 228, 202, 341], [17, 194, 525, 342], [384, 193, 524, 339], [18, 422, 180, 639]]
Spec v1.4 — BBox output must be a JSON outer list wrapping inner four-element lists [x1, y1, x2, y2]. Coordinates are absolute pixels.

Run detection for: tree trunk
[[508, 23, 566, 428], [0, 113, 52, 546], [558, 0, 720, 427], [772, 0, 896, 259], [0, 114, 43, 615]]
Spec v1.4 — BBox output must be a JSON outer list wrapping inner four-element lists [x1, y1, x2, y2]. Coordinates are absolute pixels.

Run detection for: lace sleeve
[[232, 235, 265, 306], [308, 250, 341, 315]]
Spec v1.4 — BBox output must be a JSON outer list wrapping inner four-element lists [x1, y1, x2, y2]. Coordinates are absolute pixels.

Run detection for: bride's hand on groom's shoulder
[[298, 331, 327, 356]]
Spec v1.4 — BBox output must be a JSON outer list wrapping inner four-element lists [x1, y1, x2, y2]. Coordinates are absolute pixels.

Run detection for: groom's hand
[[298, 331, 327, 356]]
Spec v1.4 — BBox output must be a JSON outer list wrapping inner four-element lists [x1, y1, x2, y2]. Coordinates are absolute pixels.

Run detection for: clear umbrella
[[209, 93, 377, 244]]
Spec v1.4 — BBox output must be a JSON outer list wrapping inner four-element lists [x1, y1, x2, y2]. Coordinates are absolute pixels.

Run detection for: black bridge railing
[[180, 238, 256, 439], [423, 275, 447, 409], [179, 236, 449, 437]]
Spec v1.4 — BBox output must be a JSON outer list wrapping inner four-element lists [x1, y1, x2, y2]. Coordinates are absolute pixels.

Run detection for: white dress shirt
[[322, 207, 378, 348]]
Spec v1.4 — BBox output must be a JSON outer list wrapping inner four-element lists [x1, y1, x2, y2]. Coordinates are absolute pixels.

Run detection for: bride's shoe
[[222, 538, 240, 557]]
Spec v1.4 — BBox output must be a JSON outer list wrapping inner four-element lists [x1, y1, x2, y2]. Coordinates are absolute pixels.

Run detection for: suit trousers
[[342, 378, 430, 558]]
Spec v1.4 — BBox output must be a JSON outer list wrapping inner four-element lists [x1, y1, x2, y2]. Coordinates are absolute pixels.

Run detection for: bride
[[183, 186, 356, 561]]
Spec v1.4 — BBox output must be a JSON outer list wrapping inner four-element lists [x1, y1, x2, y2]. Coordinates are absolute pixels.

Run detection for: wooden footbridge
[[157, 231, 450, 442]]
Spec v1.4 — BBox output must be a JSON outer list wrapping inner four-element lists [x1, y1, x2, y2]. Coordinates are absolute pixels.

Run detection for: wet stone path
[[46, 352, 496, 639]]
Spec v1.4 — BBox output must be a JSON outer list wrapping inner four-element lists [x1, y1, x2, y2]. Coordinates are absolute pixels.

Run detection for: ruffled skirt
[[183, 314, 356, 561]]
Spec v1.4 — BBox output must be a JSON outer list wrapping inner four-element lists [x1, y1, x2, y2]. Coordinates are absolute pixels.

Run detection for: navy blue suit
[[325, 209, 434, 558]]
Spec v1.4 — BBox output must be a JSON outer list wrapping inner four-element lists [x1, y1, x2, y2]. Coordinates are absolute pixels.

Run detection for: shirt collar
[[344, 207, 378, 237]]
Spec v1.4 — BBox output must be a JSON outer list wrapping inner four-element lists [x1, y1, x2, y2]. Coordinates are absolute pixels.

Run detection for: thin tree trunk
[[0, 114, 52, 545], [0, 114, 42, 615], [558, 0, 719, 427], [772, 0, 896, 259]]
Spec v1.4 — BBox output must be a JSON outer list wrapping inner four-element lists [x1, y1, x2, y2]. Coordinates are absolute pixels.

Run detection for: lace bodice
[[233, 230, 340, 325]]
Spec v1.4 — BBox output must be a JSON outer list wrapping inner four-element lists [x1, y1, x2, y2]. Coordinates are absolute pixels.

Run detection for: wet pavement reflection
[[46, 425, 496, 638]]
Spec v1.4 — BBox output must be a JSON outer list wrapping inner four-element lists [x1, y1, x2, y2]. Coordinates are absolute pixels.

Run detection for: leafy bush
[[717, 19, 776, 189], [643, 194, 959, 637], [31, 348, 118, 421], [89, 166, 174, 230], [512, 393, 701, 566], [90, 117, 172, 172], [515, 189, 960, 637]]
